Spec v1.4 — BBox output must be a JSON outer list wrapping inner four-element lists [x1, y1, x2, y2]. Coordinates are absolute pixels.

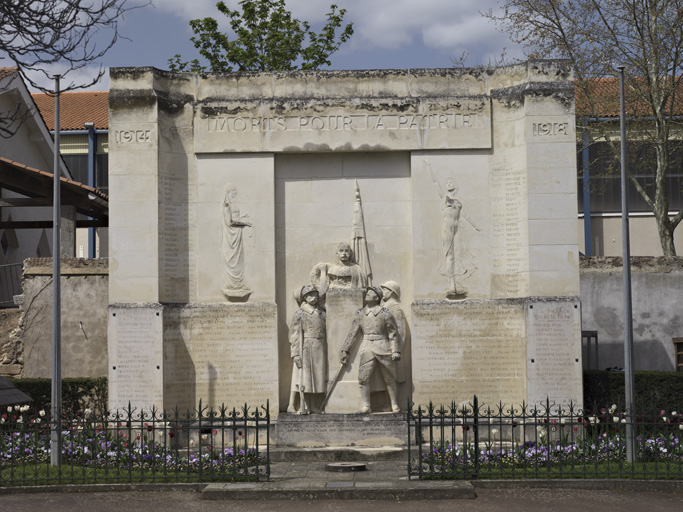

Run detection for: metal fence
[[1, 401, 270, 486], [0, 263, 22, 307], [408, 396, 683, 480]]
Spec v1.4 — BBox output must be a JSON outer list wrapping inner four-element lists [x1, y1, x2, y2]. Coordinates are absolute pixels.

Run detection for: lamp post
[[51, 75, 62, 467], [617, 64, 636, 463]]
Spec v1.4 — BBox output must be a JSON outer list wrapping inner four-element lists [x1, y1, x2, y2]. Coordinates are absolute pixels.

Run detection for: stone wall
[[580, 256, 683, 371], [3, 258, 109, 379]]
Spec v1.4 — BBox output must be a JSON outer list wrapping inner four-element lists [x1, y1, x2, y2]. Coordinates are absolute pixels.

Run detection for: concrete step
[[269, 446, 408, 462]]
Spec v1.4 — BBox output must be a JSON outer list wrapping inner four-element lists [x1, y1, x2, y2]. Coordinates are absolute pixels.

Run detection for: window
[[578, 141, 683, 214], [674, 338, 683, 373]]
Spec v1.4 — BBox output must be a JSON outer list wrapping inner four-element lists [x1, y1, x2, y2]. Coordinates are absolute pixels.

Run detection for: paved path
[[1, 460, 682, 510], [1, 487, 683, 512]]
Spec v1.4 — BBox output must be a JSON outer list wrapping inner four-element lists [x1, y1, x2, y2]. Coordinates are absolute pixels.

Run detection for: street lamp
[[617, 64, 636, 463]]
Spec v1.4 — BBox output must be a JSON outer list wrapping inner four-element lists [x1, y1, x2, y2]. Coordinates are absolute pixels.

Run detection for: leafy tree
[[168, 0, 354, 72], [485, 0, 683, 256], [0, 0, 145, 137]]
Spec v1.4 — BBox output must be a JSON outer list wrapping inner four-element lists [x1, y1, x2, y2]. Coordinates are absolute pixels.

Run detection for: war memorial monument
[[107, 60, 581, 446]]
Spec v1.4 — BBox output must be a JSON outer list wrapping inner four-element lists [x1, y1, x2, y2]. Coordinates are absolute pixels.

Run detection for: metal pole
[[582, 121, 592, 256], [51, 75, 62, 467], [618, 65, 636, 463], [85, 122, 96, 258]]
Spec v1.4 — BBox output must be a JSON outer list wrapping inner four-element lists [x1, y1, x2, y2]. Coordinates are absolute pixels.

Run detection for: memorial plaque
[[195, 97, 492, 153], [323, 289, 365, 414], [412, 300, 527, 407], [526, 299, 583, 409], [163, 303, 279, 414], [277, 412, 405, 447], [489, 168, 530, 298], [108, 305, 164, 412]]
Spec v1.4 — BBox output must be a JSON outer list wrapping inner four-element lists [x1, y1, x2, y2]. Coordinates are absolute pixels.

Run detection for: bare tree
[[0, 0, 146, 137], [485, 0, 683, 256]]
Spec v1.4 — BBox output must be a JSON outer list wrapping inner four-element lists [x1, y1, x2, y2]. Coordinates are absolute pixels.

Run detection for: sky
[[14, 0, 526, 92]]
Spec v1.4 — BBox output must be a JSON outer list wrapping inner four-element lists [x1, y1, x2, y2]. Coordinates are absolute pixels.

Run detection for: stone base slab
[[275, 412, 407, 447]]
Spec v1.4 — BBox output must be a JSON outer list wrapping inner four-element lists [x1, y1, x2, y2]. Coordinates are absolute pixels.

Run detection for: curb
[[201, 482, 476, 500], [0, 483, 206, 495], [472, 478, 683, 494]]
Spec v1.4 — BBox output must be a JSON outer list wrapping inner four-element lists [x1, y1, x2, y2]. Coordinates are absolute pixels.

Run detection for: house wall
[[580, 257, 683, 371], [0, 93, 56, 264], [578, 215, 683, 256]]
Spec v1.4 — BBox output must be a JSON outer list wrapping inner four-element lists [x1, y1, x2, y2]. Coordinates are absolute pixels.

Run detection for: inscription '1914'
[[114, 130, 151, 143], [208, 113, 478, 133]]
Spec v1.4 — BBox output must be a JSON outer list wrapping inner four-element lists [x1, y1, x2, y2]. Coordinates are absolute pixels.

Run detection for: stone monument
[[108, 61, 582, 445]]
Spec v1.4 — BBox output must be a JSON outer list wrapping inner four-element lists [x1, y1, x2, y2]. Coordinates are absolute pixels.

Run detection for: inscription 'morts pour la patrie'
[[208, 113, 479, 133]]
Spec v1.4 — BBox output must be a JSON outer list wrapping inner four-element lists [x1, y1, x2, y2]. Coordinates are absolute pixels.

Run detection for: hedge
[[6, 377, 107, 418], [583, 370, 683, 413]]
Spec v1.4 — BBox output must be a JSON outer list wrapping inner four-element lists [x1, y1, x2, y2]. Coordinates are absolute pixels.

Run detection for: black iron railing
[[1, 401, 270, 486], [408, 397, 683, 480]]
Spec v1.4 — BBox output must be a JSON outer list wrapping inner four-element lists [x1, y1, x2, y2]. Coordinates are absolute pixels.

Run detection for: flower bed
[[1, 403, 269, 485]]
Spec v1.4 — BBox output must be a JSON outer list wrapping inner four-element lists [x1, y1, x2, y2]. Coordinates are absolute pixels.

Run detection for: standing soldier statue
[[287, 285, 328, 414], [340, 286, 401, 413]]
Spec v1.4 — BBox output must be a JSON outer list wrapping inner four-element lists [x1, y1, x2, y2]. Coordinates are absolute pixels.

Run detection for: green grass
[[1, 463, 265, 486]]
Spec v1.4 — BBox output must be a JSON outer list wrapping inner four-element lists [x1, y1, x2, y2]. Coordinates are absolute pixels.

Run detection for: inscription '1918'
[[115, 130, 151, 143], [532, 122, 569, 136], [208, 113, 478, 133]]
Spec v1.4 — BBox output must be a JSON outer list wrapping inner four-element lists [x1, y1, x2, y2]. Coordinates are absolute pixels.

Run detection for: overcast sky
[[20, 0, 526, 92]]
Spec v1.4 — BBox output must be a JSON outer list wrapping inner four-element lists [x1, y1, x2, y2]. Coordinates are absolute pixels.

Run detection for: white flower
[[560, 418, 566, 425], [613, 417, 620, 423], [36, 418, 41, 424], [39, 410, 46, 417], [588, 416, 597, 424], [621, 419, 627, 423], [489, 418, 495, 424], [17, 417, 23, 423], [663, 417, 668, 422], [0, 418, 4, 424], [7, 406, 12, 412], [679, 424, 683, 430], [491, 429, 498, 436], [22, 405, 30, 412], [609, 404, 617, 414], [672, 411, 678, 417], [190, 439, 195, 447], [84, 408, 92, 417]]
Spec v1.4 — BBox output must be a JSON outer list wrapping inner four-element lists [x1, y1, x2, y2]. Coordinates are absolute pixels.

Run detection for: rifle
[[298, 321, 308, 415], [320, 361, 346, 413]]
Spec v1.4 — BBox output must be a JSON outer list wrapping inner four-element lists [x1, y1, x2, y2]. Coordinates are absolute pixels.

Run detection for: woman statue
[[221, 183, 252, 301], [437, 177, 481, 299]]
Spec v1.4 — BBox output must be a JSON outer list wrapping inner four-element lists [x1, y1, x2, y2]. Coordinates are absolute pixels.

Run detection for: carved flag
[[351, 179, 372, 285]]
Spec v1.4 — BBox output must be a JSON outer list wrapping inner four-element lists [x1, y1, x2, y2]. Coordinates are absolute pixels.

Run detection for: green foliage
[[7, 377, 108, 418], [583, 371, 683, 413], [169, 0, 353, 72]]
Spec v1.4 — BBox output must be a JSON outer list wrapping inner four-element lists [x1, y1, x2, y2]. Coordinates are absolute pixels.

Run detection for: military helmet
[[379, 280, 401, 300]]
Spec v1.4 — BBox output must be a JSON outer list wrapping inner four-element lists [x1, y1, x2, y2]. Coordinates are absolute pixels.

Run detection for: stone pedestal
[[276, 412, 406, 447]]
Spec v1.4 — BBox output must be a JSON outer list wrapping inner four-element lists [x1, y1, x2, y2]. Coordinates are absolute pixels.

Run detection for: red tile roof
[[0, 67, 18, 80], [31, 91, 108, 131], [575, 77, 683, 118]]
